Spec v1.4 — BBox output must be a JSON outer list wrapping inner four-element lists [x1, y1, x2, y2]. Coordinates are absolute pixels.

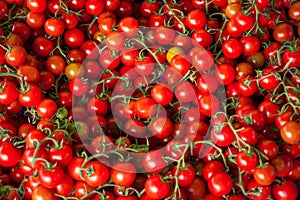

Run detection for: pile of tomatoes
[[0, 0, 300, 199]]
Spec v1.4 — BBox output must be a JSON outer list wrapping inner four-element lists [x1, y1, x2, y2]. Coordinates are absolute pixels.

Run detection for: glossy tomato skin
[[18, 83, 42, 107], [145, 175, 170, 199], [38, 165, 64, 189], [111, 162, 136, 187], [272, 178, 298, 200], [0, 81, 18, 105], [208, 172, 233, 197], [280, 121, 300, 144], [0, 141, 22, 167], [82, 161, 110, 187]]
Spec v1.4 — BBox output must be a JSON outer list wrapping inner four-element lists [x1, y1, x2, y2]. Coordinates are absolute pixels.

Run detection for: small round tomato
[[5, 45, 27, 67], [0, 142, 22, 167], [111, 162, 136, 187], [172, 164, 196, 186], [134, 97, 156, 119], [18, 83, 42, 107], [0, 81, 18, 105], [236, 149, 258, 171], [272, 178, 298, 200], [222, 38, 242, 59], [186, 9, 207, 30], [145, 175, 170, 199], [32, 186, 57, 200], [237, 76, 257, 96], [253, 163, 276, 186], [208, 172, 233, 197], [36, 98, 57, 118], [150, 116, 173, 139], [44, 18, 65, 37], [82, 161, 110, 187], [280, 121, 300, 144], [38, 164, 64, 189], [273, 23, 294, 42]]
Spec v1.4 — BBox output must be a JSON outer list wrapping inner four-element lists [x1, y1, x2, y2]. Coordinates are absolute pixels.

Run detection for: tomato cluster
[[0, 0, 300, 199]]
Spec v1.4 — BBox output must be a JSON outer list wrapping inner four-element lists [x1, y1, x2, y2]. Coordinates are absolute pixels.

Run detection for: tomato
[[38, 164, 64, 188], [87, 97, 108, 116], [273, 23, 294, 42], [257, 139, 279, 160], [68, 156, 85, 181], [55, 174, 73, 197], [69, 78, 89, 96], [49, 144, 73, 166], [44, 18, 65, 37], [271, 154, 293, 178], [32, 36, 54, 57], [237, 76, 257, 96], [0, 141, 21, 167], [154, 26, 176, 45], [198, 94, 220, 116], [5, 45, 27, 67], [172, 164, 196, 186], [258, 68, 280, 91], [82, 161, 110, 187], [32, 186, 58, 200], [111, 162, 136, 187], [184, 177, 206, 199], [272, 178, 298, 200], [0, 81, 18, 105], [208, 172, 233, 197], [27, 0, 47, 13], [215, 64, 235, 85], [45, 55, 66, 76], [236, 149, 258, 171], [211, 124, 235, 147], [143, 149, 166, 173], [280, 121, 300, 144], [134, 56, 154, 76], [145, 175, 170, 199], [64, 28, 85, 48], [253, 163, 276, 186], [18, 83, 42, 107], [175, 81, 196, 103], [247, 179, 271, 200], [186, 9, 207, 30], [140, 0, 160, 18], [74, 181, 96, 199], [240, 36, 260, 56], [118, 17, 138, 38], [233, 12, 255, 32], [288, 1, 300, 20], [150, 116, 173, 139], [222, 38, 242, 59], [36, 98, 57, 118], [134, 97, 156, 119]]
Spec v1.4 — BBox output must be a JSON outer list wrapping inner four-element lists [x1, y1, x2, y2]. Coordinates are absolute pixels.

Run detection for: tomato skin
[[27, 0, 47, 13], [68, 157, 85, 181], [272, 178, 298, 200], [0, 142, 21, 167], [208, 172, 233, 197], [5, 45, 27, 67], [82, 161, 110, 187], [273, 23, 294, 42], [240, 36, 260, 56], [237, 76, 257, 96], [280, 121, 300, 144], [49, 144, 73, 166], [236, 149, 258, 171], [211, 124, 235, 147], [36, 98, 57, 118], [38, 165, 64, 189], [111, 162, 136, 187], [55, 174, 73, 197], [134, 97, 156, 119], [172, 164, 196, 186], [253, 163, 276, 186], [18, 83, 42, 107], [247, 179, 271, 200], [222, 38, 242, 59], [215, 64, 235, 85], [0, 81, 18, 105], [184, 177, 206, 199], [143, 149, 166, 173], [145, 175, 170, 199], [151, 84, 173, 106], [32, 186, 58, 200], [118, 17, 138, 38], [150, 117, 173, 139], [186, 9, 207, 30]]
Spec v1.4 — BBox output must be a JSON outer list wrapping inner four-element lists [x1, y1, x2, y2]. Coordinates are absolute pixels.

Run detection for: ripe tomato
[[280, 121, 300, 144], [186, 9, 207, 30], [253, 163, 276, 186], [150, 116, 173, 139], [0, 141, 21, 167], [32, 186, 58, 200], [172, 164, 196, 186], [222, 38, 242, 59], [18, 83, 42, 107], [82, 161, 110, 187], [272, 178, 298, 200], [236, 149, 258, 171], [145, 175, 170, 199], [38, 164, 64, 188], [208, 172, 233, 197], [0, 81, 18, 105], [111, 162, 136, 187], [134, 97, 156, 119]]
